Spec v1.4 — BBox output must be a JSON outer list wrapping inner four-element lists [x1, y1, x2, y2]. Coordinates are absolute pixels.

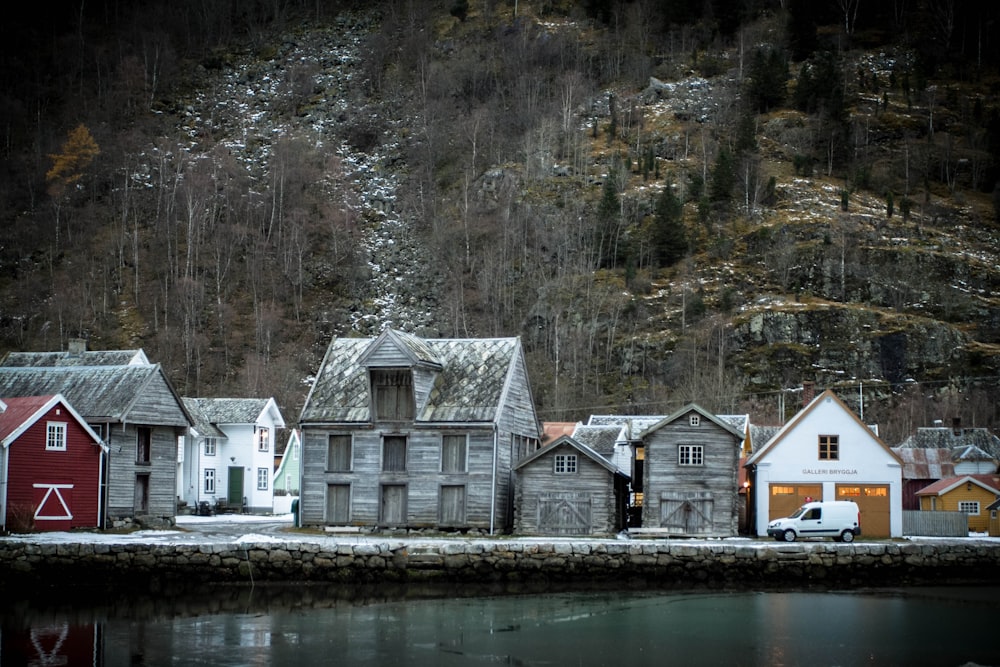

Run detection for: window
[[818, 435, 839, 460], [442, 434, 468, 473], [678, 445, 704, 466], [328, 435, 352, 472], [689, 414, 701, 427], [204, 438, 216, 456], [204, 469, 216, 494], [803, 508, 822, 520], [554, 454, 577, 474], [771, 486, 796, 495], [958, 501, 980, 515], [136, 427, 151, 464], [257, 427, 270, 452], [257, 467, 269, 491], [46, 422, 67, 451], [372, 369, 414, 421], [382, 435, 407, 471], [327, 484, 351, 523]]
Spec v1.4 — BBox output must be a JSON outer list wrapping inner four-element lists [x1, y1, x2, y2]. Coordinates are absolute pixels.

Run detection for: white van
[[766, 500, 861, 542]]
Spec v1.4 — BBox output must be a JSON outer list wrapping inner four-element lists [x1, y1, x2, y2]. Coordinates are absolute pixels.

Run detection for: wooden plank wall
[[104, 424, 178, 520], [514, 447, 617, 535]]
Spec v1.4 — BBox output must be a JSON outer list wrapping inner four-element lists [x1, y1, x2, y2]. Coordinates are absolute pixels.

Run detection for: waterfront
[[2, 584, 998, 665]]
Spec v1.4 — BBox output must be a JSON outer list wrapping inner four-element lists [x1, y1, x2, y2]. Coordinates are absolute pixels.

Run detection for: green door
[[228, 466, 244, 509]]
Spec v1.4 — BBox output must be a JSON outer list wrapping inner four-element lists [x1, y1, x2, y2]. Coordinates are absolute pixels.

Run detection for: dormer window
[[372, 369, 414, 421]]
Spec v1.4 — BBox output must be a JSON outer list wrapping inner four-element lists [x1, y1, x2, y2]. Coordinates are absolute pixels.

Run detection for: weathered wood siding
[[4, 406, 103, 530], [642, 413, 740, 536], [300, 426, 499, 529], [105, 424, 179, 520], [494, 347, 541, 531], [122, 375, 190, 427], [514, 445, 618, 536]]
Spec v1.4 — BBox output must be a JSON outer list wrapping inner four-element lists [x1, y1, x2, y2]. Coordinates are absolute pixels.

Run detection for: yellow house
[[989, 498, 1000, 537], [915, 474, 1000, 533]]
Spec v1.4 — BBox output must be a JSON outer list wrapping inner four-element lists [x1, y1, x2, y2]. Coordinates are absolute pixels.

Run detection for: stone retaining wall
[[2, 540, 998, 593]]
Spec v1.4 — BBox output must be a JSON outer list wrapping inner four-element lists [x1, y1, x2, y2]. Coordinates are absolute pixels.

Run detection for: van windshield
[[789, 507, 807, 519]]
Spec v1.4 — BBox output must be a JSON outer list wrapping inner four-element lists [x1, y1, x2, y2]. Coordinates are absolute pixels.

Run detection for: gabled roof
[[514, 435, 626, 478], [541, 421, 578, 444], [0, 394, 105, 450], [0, 365, 191, 427], [749, 424, 781, 454], [357, 328, 443, 370], [952, 444, 997, 463], [746, 389, 901, 466], [890, 447, 956, 480], [639, 403, 746, 442], [183, 397, 284, 427], [1, 349, 149, 367], [587, 415, 665, 440], [571, 424, 624, 461], [896, 426, 1000, 459], [300, 331, 528, 424], [915, 474, 1000, 497]]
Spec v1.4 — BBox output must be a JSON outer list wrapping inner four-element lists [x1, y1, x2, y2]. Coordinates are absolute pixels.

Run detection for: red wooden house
[[0, 394, 106, 532]]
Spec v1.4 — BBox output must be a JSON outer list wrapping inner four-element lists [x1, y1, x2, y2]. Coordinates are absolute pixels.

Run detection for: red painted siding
[[6, 404, 102, 530]]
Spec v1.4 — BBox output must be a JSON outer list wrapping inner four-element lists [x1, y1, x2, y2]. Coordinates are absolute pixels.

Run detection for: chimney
[[67, 338, 87, 356], [952, 417, 962, 436], [801, 381, 815, 407]]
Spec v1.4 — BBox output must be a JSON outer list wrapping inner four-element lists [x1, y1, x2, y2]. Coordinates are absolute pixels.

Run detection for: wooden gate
[[659, 491, 714, 534], [538, 492, 592, 535]]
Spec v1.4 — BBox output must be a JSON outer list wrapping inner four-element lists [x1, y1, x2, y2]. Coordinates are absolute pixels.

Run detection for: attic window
[[257, 427, 270, 452], [46, 422, 67, 451], [554, 454, 577, 474], [372, 369, 415, 421], [689, 414, 700, 426], [818, 435, 839, 460]]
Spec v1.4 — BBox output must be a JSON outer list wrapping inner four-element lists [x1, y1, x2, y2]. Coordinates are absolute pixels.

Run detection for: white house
[[180, 398, 285, 514], [746, 389, 903, 538]]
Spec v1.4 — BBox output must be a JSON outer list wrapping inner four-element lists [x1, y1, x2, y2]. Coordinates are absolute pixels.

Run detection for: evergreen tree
[[652, 182, 687, 268], [710, 147, 736, 207]]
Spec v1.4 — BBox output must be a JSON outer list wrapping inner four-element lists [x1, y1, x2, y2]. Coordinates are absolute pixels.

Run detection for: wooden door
[[769, 484, 822, 520], [659, 491, 714, 534], [228, 466, 244, 508], [134, 474, 149, 513], [326, 484, 350, 524], [538, 492, 592, 535], [837, 484, 890, 537], [380, 484, 407, 525]]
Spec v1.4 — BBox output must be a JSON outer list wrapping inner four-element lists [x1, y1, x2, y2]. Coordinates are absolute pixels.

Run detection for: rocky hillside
[[1, 0, 999, 443]]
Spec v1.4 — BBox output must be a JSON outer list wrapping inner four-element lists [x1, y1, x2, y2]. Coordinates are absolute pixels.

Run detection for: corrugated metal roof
[[0, 395, 55, 442], [890, 447, 956, 480], [300, 334, 521, 424], [896, 427, 1000, 459]]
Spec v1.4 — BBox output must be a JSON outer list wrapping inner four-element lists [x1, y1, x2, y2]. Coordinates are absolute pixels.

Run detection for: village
[[1, 331, 999, 542]]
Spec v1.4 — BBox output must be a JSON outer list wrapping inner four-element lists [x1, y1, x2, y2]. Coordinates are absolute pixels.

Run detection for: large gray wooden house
[[639, 404, 744, 536], [0, 344, 191, 526], [513, 435, 629, 536], [298, 329, 540, 533]]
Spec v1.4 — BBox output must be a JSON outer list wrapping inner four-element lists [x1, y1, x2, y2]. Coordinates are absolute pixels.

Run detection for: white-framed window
[[689, 414, 700, 426], [204, 469, 216, 494], [257, 427, 270, 452], [958, 501, 980, 515], [678, 444, 704, 466], [554, 454, 577, 474], [205, 438, 216, 456], [46, 422, 67, 451], [441, 434, 468, 473], [257, 467, 269, 491]]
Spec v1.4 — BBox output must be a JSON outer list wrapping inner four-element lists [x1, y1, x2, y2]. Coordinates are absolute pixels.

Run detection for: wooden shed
[[0, 394, 106, 531], [915, 474, 1000, 533], [640, 404, 744, 536], [513, 435, 629, 536]]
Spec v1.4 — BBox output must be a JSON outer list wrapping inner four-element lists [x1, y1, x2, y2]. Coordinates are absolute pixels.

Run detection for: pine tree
[[652, 182, 687, 268]]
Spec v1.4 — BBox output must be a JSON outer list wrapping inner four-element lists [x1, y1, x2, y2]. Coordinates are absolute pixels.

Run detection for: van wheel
[[782, 529, 796, 542], [841, 530, 855, 543]]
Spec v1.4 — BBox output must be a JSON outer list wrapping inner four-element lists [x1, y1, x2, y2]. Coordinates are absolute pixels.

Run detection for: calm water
[[3, 584, 999, 666]]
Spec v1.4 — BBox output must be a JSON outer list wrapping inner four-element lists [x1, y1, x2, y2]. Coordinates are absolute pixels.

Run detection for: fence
[[902, 510, 968, 537]]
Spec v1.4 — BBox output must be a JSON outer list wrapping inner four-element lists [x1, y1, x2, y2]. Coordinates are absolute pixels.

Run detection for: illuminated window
[[838, 487, 861, 497], [257, 427, 270, 452], [818, 435, 839, 460], [46, 422, 67, 451], [772, 486, 796, 495], [864, 487, 887, 497]]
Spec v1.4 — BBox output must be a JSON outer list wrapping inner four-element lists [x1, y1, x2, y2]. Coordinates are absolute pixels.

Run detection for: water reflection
[[3, 583, 999, 666]]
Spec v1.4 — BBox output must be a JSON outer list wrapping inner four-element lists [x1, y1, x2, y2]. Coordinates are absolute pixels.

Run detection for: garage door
[[769, 484, 822, 520], [836, 484, 890, 537]]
